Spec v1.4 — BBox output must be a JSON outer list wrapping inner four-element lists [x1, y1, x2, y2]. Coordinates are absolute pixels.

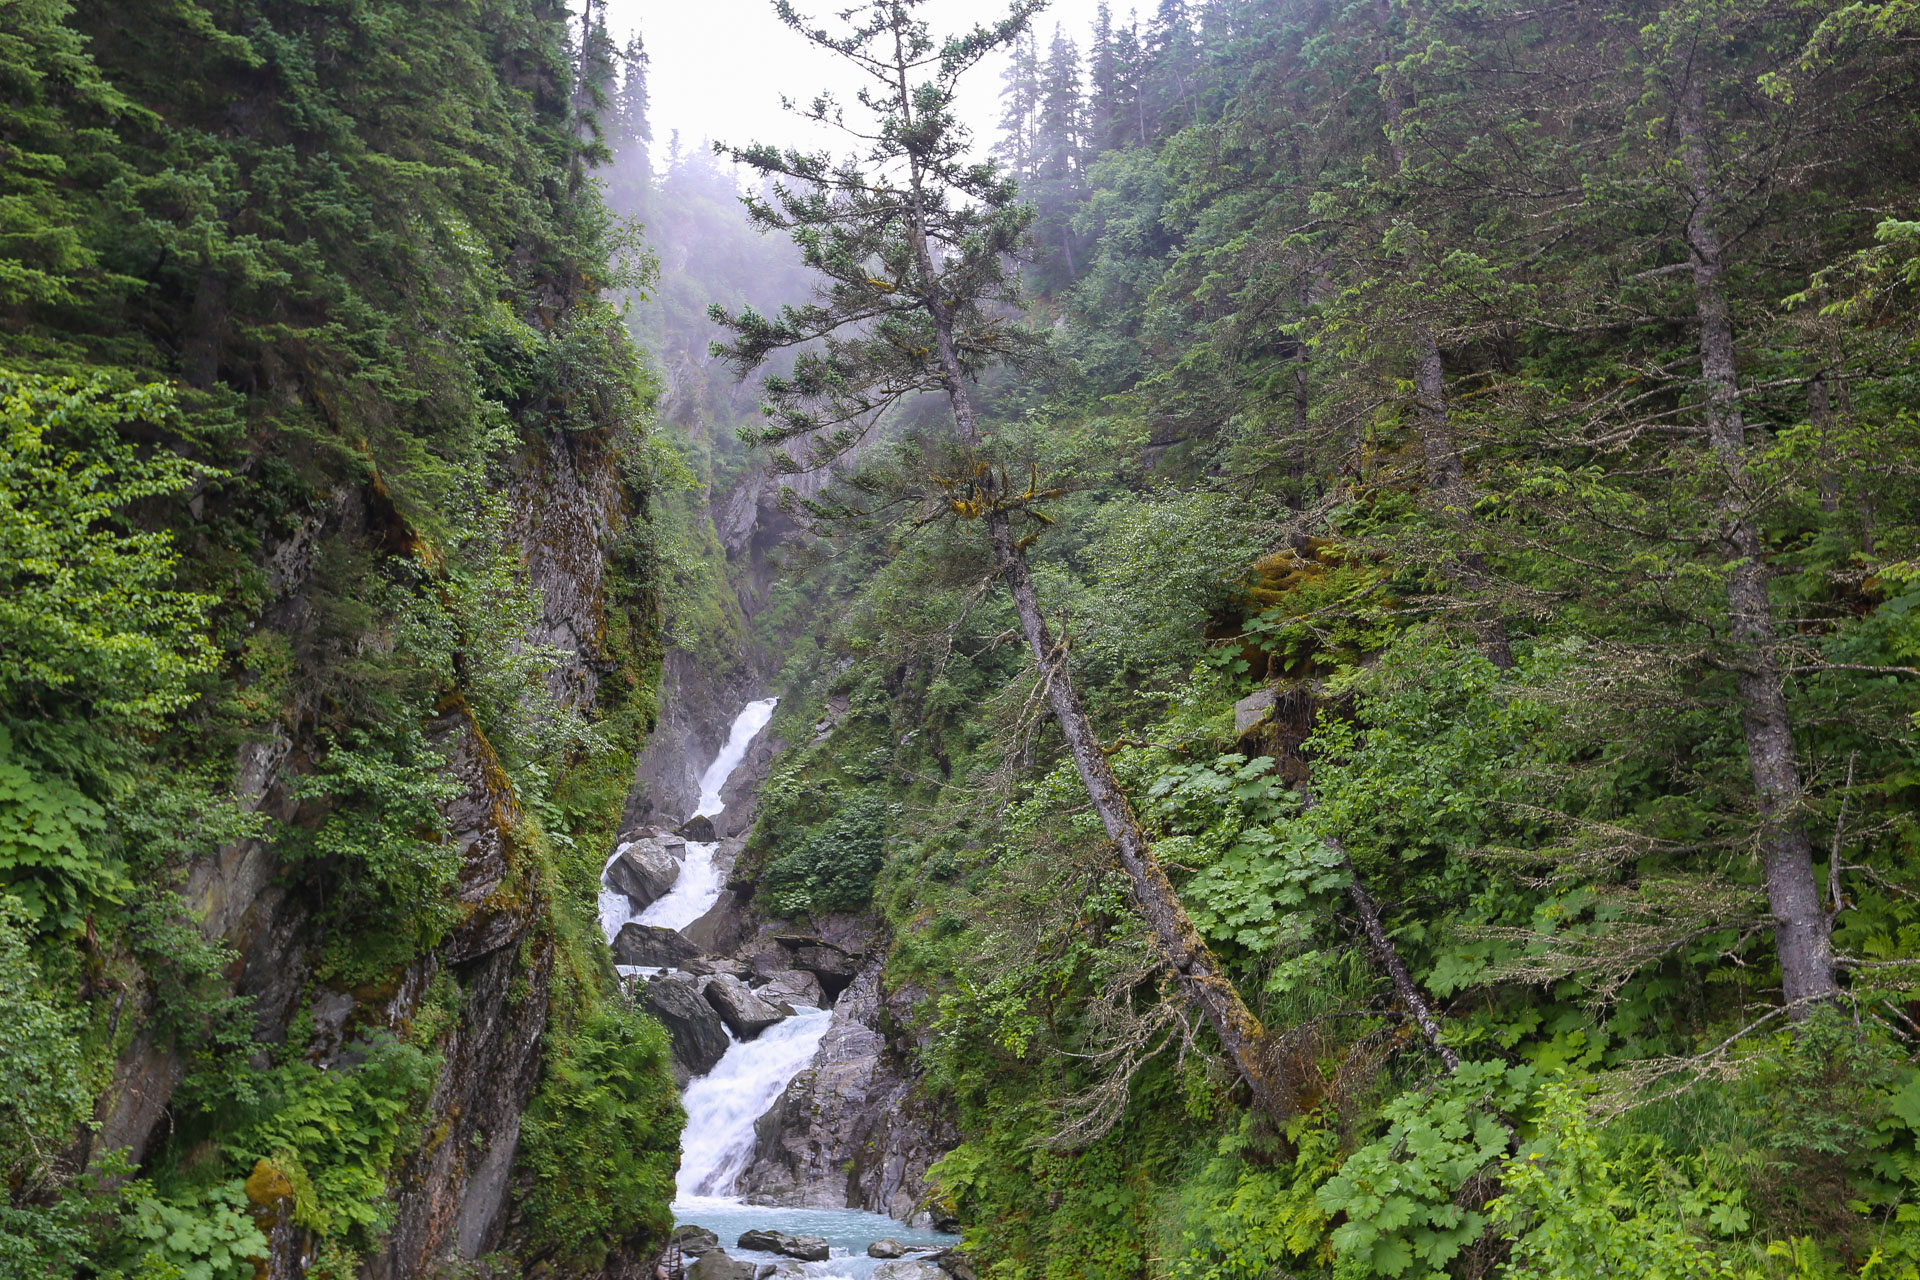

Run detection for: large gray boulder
[[1234, 685, 1278, 735], [782, 1235, 829, 1262], [735, 1230, 829, 1263], [604, 836, 682, 910], [681, 955, 752, 979], [735, 1229, 788, 1252], [676, 814, 718, 842], [872, 1262, 944, 1280], [612, 922, 700, 968], [705, 974, 788, 1039], [683, 889, 752, 955], [640, 974, 731, 1076], [736, 962, 956, 1222], [689, 1249, 759, 1280], [868, 1238, 906, 1258], [928, 1248, 976, 1280], [672, 1224, 721, 1255], [753, 968, 824, 1010]]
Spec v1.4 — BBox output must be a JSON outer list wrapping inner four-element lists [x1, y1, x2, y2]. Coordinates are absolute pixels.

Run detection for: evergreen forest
[[3, 0, 1919, 1278]]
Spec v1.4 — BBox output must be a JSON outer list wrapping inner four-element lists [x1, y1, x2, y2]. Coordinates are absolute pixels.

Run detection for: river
[[601, 698, 957, 1277]]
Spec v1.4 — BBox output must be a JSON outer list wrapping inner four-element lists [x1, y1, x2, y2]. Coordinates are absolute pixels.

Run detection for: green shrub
[[115, 1180, 268, 1280], [0, 895, 88, 1187], [0, 373, 216, 735], [517, 1004, 683, 1269], [764, 791, 892, 917], [231, 1034, 437, 1241]]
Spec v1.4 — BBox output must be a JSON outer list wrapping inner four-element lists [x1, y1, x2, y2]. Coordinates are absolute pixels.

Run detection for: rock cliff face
[[734, 959, 957, 1226], [624, 648, 753, 829], [86, 427, 635, 1276]]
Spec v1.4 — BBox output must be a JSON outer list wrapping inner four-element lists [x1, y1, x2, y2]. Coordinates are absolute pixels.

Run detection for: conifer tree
[[1033, 25, 1088, 285], [1112, 10, 1150, 147], [604, 32, 652, 222], [713, 0, 1295, 1123], [1087, 3, 1117, 155], [1146, 0, 1200, 132], [994, 28, 1042, 183]]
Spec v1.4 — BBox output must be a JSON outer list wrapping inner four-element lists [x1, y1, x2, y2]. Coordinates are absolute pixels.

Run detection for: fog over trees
[[3, 1, 1918, 1278]]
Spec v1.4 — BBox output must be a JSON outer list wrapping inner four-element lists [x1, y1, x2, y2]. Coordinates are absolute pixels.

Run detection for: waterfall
[[598, 696, 958, 1263], [599, 697, 778, 943], [676, 1006, 833, 1202], [693, 697, 780, 818]]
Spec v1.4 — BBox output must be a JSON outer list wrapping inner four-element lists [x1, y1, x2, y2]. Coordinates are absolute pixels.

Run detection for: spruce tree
[[1032, 25, 1087, 286], [1087, 3, 1117, 155], [713, 0, 1295, 1122], [994, 28, 1042, 184]]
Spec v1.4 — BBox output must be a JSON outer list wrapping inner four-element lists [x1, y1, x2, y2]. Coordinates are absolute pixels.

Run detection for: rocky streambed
[[598, 699, 960, 1276], [665, 1215, 966, 1280]]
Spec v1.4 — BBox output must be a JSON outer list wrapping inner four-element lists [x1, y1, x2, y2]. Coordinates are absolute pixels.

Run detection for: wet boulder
[[613, 923, 700, 968], [782, 1235, 829, 1262], [872, 1262, 944, 1280], [927, 1248, 976, 1280], [736, 1229, 787, 1252], [672, 1224, 721, 1256], [683, 889, 751, 955], [681, 955, 752, 979], [752, 968, 824, 1010], [735, 1231, 828, 1263], [688, 1249, 759, 1280], [868, 1238, 906, 1258], [604, 836, 683, 912], [640, 974, 730, 1076], [675, 814, 717, 842], [704, 974, 788, 1039]]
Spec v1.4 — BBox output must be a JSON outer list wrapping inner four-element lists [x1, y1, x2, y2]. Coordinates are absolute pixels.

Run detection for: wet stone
[[735, 1229, 785, 1252], [752, 968, 824, 1010], [675, 814, 717, 842], [872, 1262, 944, 1280], [605, 838, 682, 912], [613, 922, 700, 968], [704, 974, 788, 1039], [783, 1235, 829, 1262], [688, 1250, 758, 1280], [640, 973, 730, 1076], [672, 1224, 720, 1256]]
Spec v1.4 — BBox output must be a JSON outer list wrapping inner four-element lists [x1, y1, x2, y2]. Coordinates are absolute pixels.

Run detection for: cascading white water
[[676, 1006, 833, 1200], [692, 697, 780, 819], [599, 698, 778, 943], [598, 697, 955, 1267]]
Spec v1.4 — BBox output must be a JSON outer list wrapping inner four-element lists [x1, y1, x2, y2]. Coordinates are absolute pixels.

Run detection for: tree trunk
[[983, 509, 1295, 1120], [1413, 324, 1514, 669], [1807, 372, 1840, 515], [1340, 843, 1460, 1071], [1678, 77, 1836, 1014], [903, 175, 1291, 1119], [1375, 18, 1514, 670]]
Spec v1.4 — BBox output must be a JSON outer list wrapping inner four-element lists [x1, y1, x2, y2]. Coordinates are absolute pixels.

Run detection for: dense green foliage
[[516, 1004, 683, 1270], [724, 0, 1920, 1276], [0, 0, 680, 1273]]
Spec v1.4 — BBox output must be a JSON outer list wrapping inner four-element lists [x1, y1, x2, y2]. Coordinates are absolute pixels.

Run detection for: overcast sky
[[602, 0, 1112, 170]]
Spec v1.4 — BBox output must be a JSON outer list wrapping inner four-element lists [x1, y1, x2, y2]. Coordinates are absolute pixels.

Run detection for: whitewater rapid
[[677, 1005, 833, 1198], [598, 697, 955, 1268], [599, 697, 778, 943]]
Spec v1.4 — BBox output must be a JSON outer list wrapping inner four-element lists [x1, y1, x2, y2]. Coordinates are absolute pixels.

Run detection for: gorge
[[3, 1, 1919, 1279], [604, 690, 959, 1265]]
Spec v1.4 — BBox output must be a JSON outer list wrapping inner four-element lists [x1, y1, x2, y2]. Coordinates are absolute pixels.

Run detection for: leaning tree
[[709, 0, 1298, 1120]]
